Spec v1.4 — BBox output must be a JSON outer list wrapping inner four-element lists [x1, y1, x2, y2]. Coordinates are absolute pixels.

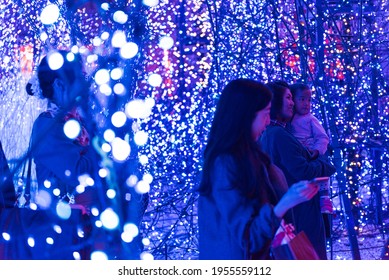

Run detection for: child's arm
[[310, 115, 330, 155]]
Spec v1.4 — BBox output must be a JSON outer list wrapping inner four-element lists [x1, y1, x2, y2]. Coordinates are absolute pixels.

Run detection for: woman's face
[[279, 89, 294, 122], [252, 103, 271, 140]]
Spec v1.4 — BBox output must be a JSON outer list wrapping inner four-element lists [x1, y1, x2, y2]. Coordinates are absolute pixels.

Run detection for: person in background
[[260, 80, 336, 260], [290, 83, 333, 214], [31, 50, 147, 260], [198, 78, 319, 260], [289, 83, 329, 160], [32, 50, 99, 211]]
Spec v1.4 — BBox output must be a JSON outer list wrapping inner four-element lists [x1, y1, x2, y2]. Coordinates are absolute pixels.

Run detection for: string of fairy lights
[[0, 0, 388, 259]]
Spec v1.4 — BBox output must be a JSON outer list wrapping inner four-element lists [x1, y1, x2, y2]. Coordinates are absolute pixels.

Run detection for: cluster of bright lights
[[1, 0, 389, 260]]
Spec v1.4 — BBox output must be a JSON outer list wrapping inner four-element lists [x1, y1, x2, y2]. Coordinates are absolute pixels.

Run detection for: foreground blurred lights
[[113, 83, 126, 95], [95, 69, 110, 85], [126, 175, 138, 187], [91, 251, 108, 260], [111, 111, 127, 128], [142, 0, 159, 7], [27, 237, 35, 247], [73, 252, 81, 260], [135, 180, 150, 194], [142, 237, 150, 246], [124, 223, 139, 237], [47, 51, 64, 70], [40, 32, 48, 42], [87, 54, 98, 63], [120, 42, 139, 59], [100, 84, 112, 96], [40, 4, 60, 25], [99, 168, 108, 178], [159, 36, 174, 50], [125, 99, 152, 119], [2, 233, 10, 241], [139, 154, 149, 165], [121, 223, 139, 242], [35, 190, 52, 209], [106, 189, 116, 199], [56, 201, 72, 220], [113, 10, 128, 24], [101, 143, 111, 153], [140, 252, 154, 260], [134, 130, 148, 146], [78, 174, 95, 186], [101, 31, 110, 40], [147, 73, 163, 87], [103, 129, 115, 142], [66, 52, 75, 62], [145, 97, 156, 108], [111, 137, 131, 162], [100, 208, 119, 230], [143, 173, 153, 184], [111, 68, 123, 80], [111, 30, 127, 48], [63, 119, 81, 139]]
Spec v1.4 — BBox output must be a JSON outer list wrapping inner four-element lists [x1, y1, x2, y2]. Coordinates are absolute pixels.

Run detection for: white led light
[[113, 10, 128, 24], [140, 252, 154, 260], [134, 130, 148, 146], [100, 208, 119, 230], [27, 237, 35, 247], [147, 73, 163, 87], [40, 4, 60, 25], [111, 30, 127, 48], [126, 175, 138, 187], [143, 173, 153, 184], [125, 99, 152, 119], [94, 69, 110, 85], [47, 51, 64, 71], [91, 251, 108, 260], [111, 137, 131, 162], [99, 168, 108, 178], [103, 129, 115, 142], [123, 223, 139, 238], [56, 201, 72, 220], [106, 189, 116, 199], [99, 84, 112, 96], [139, 154, 149, 165], [66, 52, 75, 62], [159, 36, 174, 50], [142, 0, 159, 7], [111, 68, 123, 80], [63, 119, 81, 139], [135, 180, 150, 194], [113, 83, 126, 95], [101, 31, 110, 40], [120, 42, 139, 59], [111, 111, 127, 128]]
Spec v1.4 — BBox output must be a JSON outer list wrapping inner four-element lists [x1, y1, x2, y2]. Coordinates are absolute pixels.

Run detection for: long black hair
[[199, 79, 273, 199], [266, 80, 290, 120]]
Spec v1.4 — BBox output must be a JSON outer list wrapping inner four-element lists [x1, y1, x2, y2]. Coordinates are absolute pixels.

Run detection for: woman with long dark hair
[[261, 81, 336, 259], [198, 79, 319, 259]]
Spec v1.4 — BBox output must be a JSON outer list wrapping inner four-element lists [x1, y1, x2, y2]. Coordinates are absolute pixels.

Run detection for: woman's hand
[[273, 181, 318, 218]]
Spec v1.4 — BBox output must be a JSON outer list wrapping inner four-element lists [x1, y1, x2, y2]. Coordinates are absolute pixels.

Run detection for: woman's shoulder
[[263, 125, 292, 139]]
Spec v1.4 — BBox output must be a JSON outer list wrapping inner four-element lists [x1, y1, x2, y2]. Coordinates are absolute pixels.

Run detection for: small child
[[290, 83, 333, 214]]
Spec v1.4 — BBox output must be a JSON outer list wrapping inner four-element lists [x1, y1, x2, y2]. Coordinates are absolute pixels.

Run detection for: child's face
[[293, 89, 312, 116]]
